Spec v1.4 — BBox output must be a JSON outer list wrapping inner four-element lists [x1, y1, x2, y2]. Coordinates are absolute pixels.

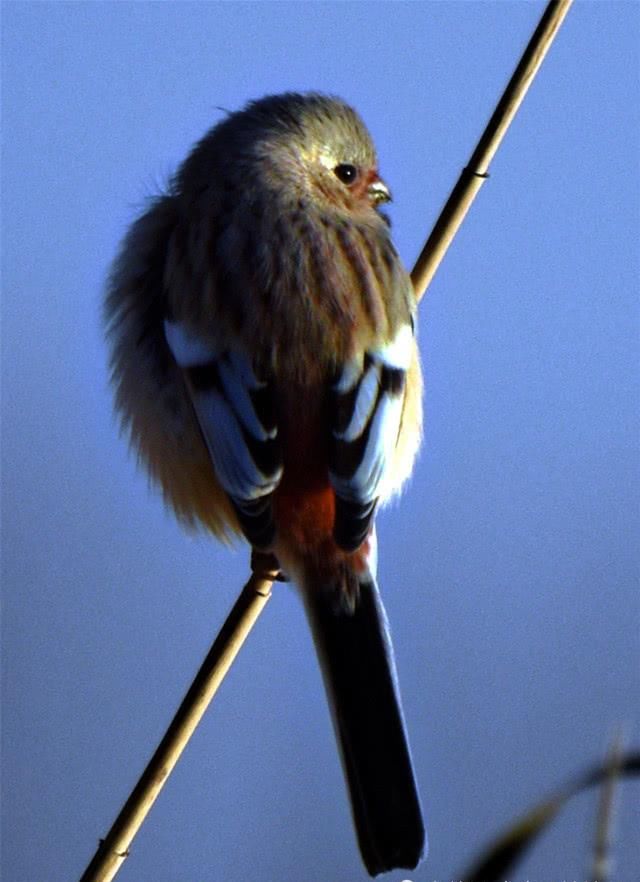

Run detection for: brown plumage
[[106, 92, 425, 875]]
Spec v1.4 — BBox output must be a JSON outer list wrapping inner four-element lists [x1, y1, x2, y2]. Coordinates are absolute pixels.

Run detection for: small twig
[[80, 3, 574, 879], [459, 747, 640, 882], [79, 560, 276, 882], [412, 0, 573, 302], [589, 728, 626, 882]]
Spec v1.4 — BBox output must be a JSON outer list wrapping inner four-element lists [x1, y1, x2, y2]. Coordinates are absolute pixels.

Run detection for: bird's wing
[[329, 322, 413, 552], [164, 319, 282, 548]]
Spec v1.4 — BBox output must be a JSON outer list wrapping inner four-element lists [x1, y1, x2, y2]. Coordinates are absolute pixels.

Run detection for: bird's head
[[255, 92, 392, 216], [191, 92, 392, 219]]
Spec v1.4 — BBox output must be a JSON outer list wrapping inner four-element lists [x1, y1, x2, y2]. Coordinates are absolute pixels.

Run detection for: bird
[[105, 91, 425, 876]]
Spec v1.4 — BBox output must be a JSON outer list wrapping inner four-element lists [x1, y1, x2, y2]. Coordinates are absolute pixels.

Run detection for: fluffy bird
[[106, 92, 425, 876]]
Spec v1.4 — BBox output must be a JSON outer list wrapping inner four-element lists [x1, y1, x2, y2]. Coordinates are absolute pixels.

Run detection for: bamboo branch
[[412, 0, 573, 302], [79, 561, 276, 882], [80, 2, 573, 879]]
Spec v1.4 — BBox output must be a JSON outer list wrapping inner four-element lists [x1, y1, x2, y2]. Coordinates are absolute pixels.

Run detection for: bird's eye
[[333, 164, 359, 185]]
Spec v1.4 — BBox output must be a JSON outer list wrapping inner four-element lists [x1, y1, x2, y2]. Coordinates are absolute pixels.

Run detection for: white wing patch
[[329, 323, 412, 551], [375, 322, 414, 369], [338, 359, 380, 444], [217, 352, 277, 443], [164, 319, 281, 547]]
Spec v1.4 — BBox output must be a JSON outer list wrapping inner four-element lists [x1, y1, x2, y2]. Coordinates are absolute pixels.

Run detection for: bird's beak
[[368, 176, 392, 205]]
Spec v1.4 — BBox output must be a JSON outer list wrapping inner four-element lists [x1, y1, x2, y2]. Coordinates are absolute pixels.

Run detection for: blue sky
[[2, 2, 639, 881]]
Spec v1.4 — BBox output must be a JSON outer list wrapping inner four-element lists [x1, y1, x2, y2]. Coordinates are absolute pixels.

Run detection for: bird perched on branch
[[106, 91, 425, 876]]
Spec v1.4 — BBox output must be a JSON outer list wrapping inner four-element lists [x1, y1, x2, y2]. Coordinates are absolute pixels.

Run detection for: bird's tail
[[302, 567, 426, 876]]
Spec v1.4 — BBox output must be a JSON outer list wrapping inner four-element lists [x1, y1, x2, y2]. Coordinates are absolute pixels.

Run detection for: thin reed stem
[[79, 3, 573, 879], [79, 562, 276, 882], [589, 729, 626, 882], [412, 0, 573, 302]]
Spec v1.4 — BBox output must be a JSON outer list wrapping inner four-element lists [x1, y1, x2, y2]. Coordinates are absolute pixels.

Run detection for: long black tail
[[303, 576, 426, 876]]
